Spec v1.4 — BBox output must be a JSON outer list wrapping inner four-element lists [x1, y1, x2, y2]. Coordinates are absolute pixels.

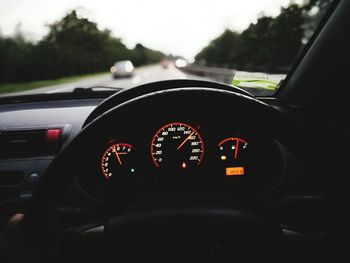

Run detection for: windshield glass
[[0, 0, 332, 97]]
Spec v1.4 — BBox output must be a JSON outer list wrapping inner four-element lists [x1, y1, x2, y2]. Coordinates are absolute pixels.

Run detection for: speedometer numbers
[[151, 122, 204, 169], [218, 137, 248, 176]]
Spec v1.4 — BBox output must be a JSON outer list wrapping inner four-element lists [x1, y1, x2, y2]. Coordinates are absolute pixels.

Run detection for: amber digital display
[[226, 167, 245, 176]]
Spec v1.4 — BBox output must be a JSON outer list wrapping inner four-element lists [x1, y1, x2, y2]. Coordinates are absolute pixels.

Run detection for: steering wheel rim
[[83, 79, 254, 127], [23, 84, 288, 262]]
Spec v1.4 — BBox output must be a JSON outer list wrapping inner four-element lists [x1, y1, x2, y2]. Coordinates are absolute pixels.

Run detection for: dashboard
[[0, 83, 294, 207], [0, 98, 102, 202]]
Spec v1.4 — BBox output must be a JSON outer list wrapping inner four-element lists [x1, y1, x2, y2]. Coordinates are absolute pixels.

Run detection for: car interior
[[0, 0, 349, 262]]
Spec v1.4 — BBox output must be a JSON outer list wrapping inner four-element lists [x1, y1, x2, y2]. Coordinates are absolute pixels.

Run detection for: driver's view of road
[[0, 0, 331, 98], [15, 63, 209, 95], [2, 1, 347, 263]]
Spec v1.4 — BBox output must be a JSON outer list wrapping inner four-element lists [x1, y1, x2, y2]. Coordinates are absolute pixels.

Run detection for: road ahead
[[12, 64, 210, 96]]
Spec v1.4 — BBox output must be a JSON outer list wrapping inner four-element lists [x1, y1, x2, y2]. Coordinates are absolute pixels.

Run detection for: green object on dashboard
[[232, 79, 279, 90]]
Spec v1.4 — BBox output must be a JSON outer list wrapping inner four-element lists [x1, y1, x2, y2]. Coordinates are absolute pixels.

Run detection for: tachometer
[[101, 143, 134, 179], [151, 122, 204, 168]]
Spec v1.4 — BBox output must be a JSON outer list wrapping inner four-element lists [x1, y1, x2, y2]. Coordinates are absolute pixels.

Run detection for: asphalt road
[[11, 64, 210, 96]]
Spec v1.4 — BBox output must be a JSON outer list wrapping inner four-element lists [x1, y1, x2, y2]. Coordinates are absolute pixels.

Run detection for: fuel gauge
[[218, 137, 248, 176]]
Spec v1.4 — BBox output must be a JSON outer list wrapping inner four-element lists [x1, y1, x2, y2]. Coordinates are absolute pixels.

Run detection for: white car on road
[[110, 60, 134, 78]]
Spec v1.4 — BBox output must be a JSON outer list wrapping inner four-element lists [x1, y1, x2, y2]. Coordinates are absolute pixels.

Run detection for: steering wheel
[[23, 81, 289, 263], [83, 79, 254, 126]]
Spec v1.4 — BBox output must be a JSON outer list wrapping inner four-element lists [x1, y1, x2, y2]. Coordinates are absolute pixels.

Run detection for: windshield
[[0, 0, 332, 97]]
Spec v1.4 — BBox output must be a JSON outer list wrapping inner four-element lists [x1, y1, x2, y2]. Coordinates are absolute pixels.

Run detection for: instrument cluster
[[78, 120, 284, 200]]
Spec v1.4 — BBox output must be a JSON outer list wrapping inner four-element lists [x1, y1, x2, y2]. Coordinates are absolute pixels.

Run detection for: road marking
[[132, 76, 142, 84], [171, 67, 187, 79]]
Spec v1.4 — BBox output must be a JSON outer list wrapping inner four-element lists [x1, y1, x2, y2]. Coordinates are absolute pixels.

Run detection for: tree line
[[195, 0, 332, 73], [0, 10, 164, 83]]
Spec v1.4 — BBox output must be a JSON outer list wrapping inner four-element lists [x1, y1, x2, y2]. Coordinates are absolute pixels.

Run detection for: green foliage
[[0, 72, 108, 94], [0, 34, 34, 83], [0, 10, 164, 84], [195, 29, 240, 67], [195, 1, 331, 72], [131, 43, 165, 67], [239, 4, 305, 70]]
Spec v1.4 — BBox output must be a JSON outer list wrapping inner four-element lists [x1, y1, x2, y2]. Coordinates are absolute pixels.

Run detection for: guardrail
[[178, 64, 236, 84]]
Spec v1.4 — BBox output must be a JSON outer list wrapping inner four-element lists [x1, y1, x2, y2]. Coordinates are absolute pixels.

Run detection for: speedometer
[[151, 122, 204, 168]]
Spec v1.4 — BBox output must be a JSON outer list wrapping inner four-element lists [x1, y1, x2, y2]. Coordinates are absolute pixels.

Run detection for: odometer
[[151, 122, 204, 168]]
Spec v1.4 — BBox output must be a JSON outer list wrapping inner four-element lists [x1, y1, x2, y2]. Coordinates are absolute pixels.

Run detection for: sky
[[0, 0, 302, 59]]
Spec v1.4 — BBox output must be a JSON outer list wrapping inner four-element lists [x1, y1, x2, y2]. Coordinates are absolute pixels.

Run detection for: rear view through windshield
[[0, 0, 333, 97]]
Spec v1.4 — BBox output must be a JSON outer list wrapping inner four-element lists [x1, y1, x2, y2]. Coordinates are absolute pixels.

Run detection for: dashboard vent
[[0, 128, 62, 159]]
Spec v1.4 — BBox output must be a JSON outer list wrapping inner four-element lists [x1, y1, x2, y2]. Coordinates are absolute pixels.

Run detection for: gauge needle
[[177, 132, 194, 150], [234, 139, 239, 159], [113, 146, 122, 165]]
